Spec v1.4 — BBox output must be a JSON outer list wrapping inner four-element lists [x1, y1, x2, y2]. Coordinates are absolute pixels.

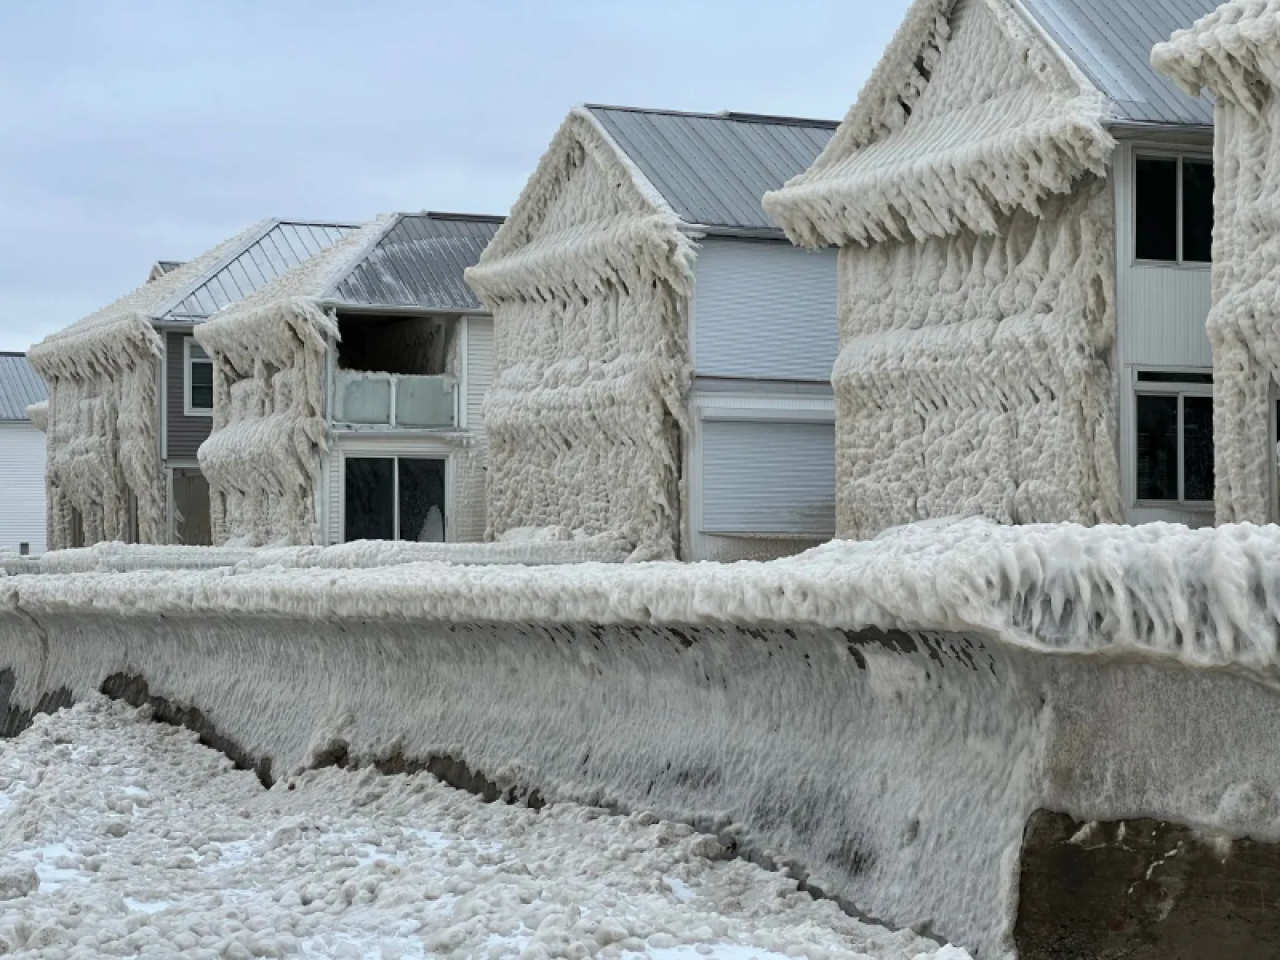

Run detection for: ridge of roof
[[585, 103, 839, 129], [418, 211, 506, 224]]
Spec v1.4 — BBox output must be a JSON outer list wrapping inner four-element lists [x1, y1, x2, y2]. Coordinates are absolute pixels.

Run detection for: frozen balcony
[[333, 371, 457, 429]]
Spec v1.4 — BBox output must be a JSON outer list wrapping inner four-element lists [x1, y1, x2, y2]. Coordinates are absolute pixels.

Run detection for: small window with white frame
[[184, 337, 214, 417], [1134, 370, 1214, 506], [1135, 152, 1214, 265]]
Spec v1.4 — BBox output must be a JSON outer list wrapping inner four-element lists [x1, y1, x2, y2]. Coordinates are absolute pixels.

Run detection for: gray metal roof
[[0, 353, 47, 421], [329, 213, 503, 312], [586, 106, 837, 233], [164, 220, 357, 320], [1019, 0, 1217, 127]]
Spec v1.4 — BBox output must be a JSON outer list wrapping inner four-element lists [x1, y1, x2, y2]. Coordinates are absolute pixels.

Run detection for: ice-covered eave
[[1152, 4, 1280, 114], [7, 519, 1280, 685], [194, 297, 337, 376], [27, 312, 162, 382], [25, 401, 48, 433]]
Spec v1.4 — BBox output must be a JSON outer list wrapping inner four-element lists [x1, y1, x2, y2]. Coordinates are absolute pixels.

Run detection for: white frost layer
[[0, 534, 631, 576], [23, 402, 46, 434], [7, 518, 1280, 677], [1153, 2, 1280, 524], [466, 108, 695, 560], [764, 0, 1113, 248], [0, 697, 962, 960]]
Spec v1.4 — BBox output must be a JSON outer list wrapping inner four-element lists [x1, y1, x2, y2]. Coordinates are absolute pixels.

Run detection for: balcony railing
[[333, 371, 457, 429]]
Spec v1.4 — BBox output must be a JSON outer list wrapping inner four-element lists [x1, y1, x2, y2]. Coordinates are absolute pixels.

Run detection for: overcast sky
[[0, 1, 910, 352]]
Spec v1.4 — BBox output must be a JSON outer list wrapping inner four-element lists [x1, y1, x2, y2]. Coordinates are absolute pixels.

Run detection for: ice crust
[[465, 107, 696, 560], [0, 697, 963, 960], [5, 520, 1280, 953], [762, 0, 1121, 538], [1153, 2, 1280, 524]]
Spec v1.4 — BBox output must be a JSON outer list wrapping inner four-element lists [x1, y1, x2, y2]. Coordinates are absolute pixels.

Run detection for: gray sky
[[0, 0, 909, 352]]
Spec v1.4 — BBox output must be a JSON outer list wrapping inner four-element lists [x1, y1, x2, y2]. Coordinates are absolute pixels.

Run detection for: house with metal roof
[[0, 353, 49, 556], [764, 0, 1220, 539], [193, 212, 501, 546], [466, 104, 841, 561], [28, 219, 356, 550]]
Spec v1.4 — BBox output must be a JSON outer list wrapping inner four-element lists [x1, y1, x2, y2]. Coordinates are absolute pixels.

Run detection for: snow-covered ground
[[0, 699, 969, 960]]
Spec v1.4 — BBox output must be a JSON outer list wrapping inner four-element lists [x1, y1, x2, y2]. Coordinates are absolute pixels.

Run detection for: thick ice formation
[[0, 698, 963, 960], [465, 108, 696, 561], [194, 222, 387, 546], [763, 0, 1120, 539], [1153, 2, 1280, 524], [22, 403, 46, 434], [26, 222, 270, 550]]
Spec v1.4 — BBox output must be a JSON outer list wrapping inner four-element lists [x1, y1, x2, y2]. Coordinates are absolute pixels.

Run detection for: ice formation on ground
[[26, 223, 272, 551], [194, 221, 389, 547], [763, 0, 1121, 539], [465, 107, 696, 561], [1153, 1, 1280, 524], [0, 698, 964, 960]]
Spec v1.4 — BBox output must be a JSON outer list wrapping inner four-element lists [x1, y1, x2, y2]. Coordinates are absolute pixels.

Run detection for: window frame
[[183, 336, 214, 418], [340, 453, 449, 543], [1133, 149, 1214, 270], [1133, 370, 1215, 508]]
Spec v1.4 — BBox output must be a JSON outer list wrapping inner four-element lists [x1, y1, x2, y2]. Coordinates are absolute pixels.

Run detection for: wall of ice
[[6, 520, 1280, 955], [465, 108, 695, 561], [763, 0, 1120, 539], [1154, 2, 1280, 524]]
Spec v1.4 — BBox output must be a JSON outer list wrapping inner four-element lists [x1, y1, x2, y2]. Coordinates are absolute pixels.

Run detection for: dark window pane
[[344, 458, 394, 541], [1183, 395, 1215, 501], [190, 361, 214, 410], [1182, 160, 1214, 263], [1137, 370, 1213, 384], [1137, 394, 1179, 500], [1136, 156, 1178, 261], [398, 458, 446, 542]]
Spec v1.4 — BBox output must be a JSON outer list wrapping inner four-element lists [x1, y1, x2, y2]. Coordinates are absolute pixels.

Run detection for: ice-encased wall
[[466, 108, 696, 561], [194, 222, 388, 546], [763, 0, 1119, 539], [1154, 3, 1280, 524], [27, 314, 165, 550], [10, 520, 1280, 955]]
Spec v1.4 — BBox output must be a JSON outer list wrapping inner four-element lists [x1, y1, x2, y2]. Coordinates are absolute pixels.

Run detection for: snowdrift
[[3, 518, 1280, 956]]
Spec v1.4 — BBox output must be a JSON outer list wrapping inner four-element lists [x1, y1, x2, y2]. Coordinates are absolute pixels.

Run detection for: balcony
[[333, 371, 457, 429]]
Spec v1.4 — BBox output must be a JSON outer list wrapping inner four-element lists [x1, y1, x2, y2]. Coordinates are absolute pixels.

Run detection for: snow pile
[[466, 108, 695, 561], [763, 0, 1120, 538], [1153, 2, 1280, 524], [0, 698, 965, 960], [194, 222, 388, 547]]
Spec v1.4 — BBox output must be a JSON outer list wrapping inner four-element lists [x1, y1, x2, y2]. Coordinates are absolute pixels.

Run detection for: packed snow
[[0, 698, 967, 960]]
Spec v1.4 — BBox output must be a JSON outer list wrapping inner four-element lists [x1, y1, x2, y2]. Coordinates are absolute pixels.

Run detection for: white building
[[0, 353, 48, 556], [765, 0, 1220, 536], [195, 212, 501, 546], [467, 105, 840, 561]]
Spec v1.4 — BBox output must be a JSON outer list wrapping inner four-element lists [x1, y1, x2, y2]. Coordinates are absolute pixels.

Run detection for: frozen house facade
[[194, 212, 500, 546], [765, 0, 1221, 537], [467, 105, 841, 561], [1155, 0, 1280, 525], [27, 219, 357, 550], [0, 354, 49, 556]]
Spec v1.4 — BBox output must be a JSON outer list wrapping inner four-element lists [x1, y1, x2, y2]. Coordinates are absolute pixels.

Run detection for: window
[[1135, 370, 1214, 505], [184, 338, 214, 416], [344, 456, 446, 542], [1135, 154, 1214, 264]]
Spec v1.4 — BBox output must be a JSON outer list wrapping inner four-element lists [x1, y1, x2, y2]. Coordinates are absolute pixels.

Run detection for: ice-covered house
[[0, 354, 49, 556], [28, 219, 357, 549], [466, 105, 840, 561], [194, 212, 501, 547], [1154, 1, 1280, 525], [765, 0, 1220, 537]]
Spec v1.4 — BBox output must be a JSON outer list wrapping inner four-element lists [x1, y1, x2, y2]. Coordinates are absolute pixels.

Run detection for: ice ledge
[[4, 518, 1280, 680]]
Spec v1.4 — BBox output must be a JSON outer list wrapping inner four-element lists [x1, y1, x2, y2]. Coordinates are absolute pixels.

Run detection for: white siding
[[0, 422, 47, 555], [1113, 140, 1215, 526], [465, 317, 494, 436], [324, 451, 342, 546], [692, 239, 838, 382]]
